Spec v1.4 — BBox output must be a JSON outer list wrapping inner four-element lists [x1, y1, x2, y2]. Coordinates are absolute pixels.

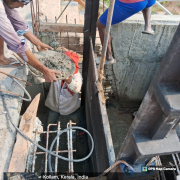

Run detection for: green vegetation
[[152, 4, 163, 14], [160, 1, 168, 6]]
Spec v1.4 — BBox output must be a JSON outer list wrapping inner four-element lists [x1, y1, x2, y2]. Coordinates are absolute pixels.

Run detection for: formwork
[[14, 0, 116, 174]]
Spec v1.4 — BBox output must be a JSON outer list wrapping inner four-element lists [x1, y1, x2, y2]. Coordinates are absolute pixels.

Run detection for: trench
[[20, 76, 91, 175]]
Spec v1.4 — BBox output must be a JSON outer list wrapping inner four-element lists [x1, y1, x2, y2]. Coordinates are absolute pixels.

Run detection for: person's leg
[[97, 0, 148, 63], [68, 108, 86, 142], [45, 108, 60, 131], [42, 108, 60, 145], [68, 108, 85, 128], [0, 36, 22, 66], [142, 7, 153, 33], [142, 0, 156, 33], [97, 20, 113, 62]]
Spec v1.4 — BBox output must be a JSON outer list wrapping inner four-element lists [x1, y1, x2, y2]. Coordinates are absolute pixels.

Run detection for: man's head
[[4, 0, 32, 9]]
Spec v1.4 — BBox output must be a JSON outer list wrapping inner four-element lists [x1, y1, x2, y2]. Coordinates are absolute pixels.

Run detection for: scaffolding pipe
[[155, 1, 173, 15], [98, 0, 115, 82]]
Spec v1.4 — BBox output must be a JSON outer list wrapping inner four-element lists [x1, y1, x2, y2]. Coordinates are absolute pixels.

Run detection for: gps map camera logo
[[142, 166, 148, 172]]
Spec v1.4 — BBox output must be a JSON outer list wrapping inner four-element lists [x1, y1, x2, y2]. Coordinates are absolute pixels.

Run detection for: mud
[[29, 51, 75, 80]]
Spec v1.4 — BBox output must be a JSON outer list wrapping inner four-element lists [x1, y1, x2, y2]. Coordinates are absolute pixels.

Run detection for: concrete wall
[[106, 15, 180, 104]]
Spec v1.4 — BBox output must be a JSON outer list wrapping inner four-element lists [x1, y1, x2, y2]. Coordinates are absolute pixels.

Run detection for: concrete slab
[[0, 67, 28, 180]]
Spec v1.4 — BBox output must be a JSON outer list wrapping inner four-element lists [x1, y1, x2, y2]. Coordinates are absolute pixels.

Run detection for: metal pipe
[[172, 154, 180, 175], [55, 121, 60, 173], [155, 1, 173, 15], [32, 129, 38, 172], [45, 124, 57, 172], [36, 150, 76, 155], [98, 0, 115, 82], [69, 120, 74, 173], [176, 153, 180, 165], [13, 54, 25, 65], [55, 0, 73, 23], [67, 122, 71, 172], [99, 1, 108, 9], [0, 70, 31, 86]]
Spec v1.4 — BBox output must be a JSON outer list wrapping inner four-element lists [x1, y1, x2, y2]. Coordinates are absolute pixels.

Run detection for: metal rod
[[55, 0, 72, 23], [70, 120, 74, 173], [176, 153, 180, 165], [67, 122, 71, 172], [36, 150, 76, 155], [98, 0, 115, 82], [32, 129, 38, 172], [45, 124, 57, 172], [169, 162, 177, 180], [0, 89, 23, 98], [13, 54, 25, 65], [155, 1, 173, 15], [55, 121, 60, 173], [0, 70, 32, 86], [66, 15, 70, 50], [172, 154, 180, 175], [99, 1, 108, 8], [156, 156, 166, 180]]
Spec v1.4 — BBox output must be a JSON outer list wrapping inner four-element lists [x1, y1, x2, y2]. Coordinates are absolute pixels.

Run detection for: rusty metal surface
[[84, 38, 115, 172]]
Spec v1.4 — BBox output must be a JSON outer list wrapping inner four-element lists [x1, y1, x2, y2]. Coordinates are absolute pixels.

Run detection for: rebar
[[172, 154, 180, 175], [45, 124, 57, 172], [55, 121, 61, 173], [32, 129, 38, 173]]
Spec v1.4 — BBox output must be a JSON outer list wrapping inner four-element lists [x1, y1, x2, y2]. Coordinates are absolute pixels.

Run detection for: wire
[[0, 77, 31, 102], [2, 95, 94, 167]]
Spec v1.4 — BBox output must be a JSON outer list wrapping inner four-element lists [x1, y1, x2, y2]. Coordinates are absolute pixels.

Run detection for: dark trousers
[[45, 108, 85, 131]]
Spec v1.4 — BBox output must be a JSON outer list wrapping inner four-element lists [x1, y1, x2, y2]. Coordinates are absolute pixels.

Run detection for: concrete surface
[[106, 100, 133, 156], [0, 67, 28, 180], [0, 5, 31, 179], [106, 15, 180, 104]]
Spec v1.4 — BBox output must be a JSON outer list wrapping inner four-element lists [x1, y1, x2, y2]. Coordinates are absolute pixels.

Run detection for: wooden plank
[[39, 22, 84, 33], [8, 94, 40, 172]]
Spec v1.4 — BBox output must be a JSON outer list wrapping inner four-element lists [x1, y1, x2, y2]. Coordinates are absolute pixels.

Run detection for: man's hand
[[36, 42, 54, 52], [64, 75, 73, 84], [24, 32, 54, 51], [42, 67, 61, 82]]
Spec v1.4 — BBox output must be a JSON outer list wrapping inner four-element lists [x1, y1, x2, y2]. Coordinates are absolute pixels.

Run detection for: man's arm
[[0, 6, 60, 82], [65, 72, 82, 93], [17, 50, 60, 82], [24, 31, 53, 51], [4, 4, 53, 52]]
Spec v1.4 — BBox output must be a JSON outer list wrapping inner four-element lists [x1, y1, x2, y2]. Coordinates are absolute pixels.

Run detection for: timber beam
[[39, 22, 84, 33]]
